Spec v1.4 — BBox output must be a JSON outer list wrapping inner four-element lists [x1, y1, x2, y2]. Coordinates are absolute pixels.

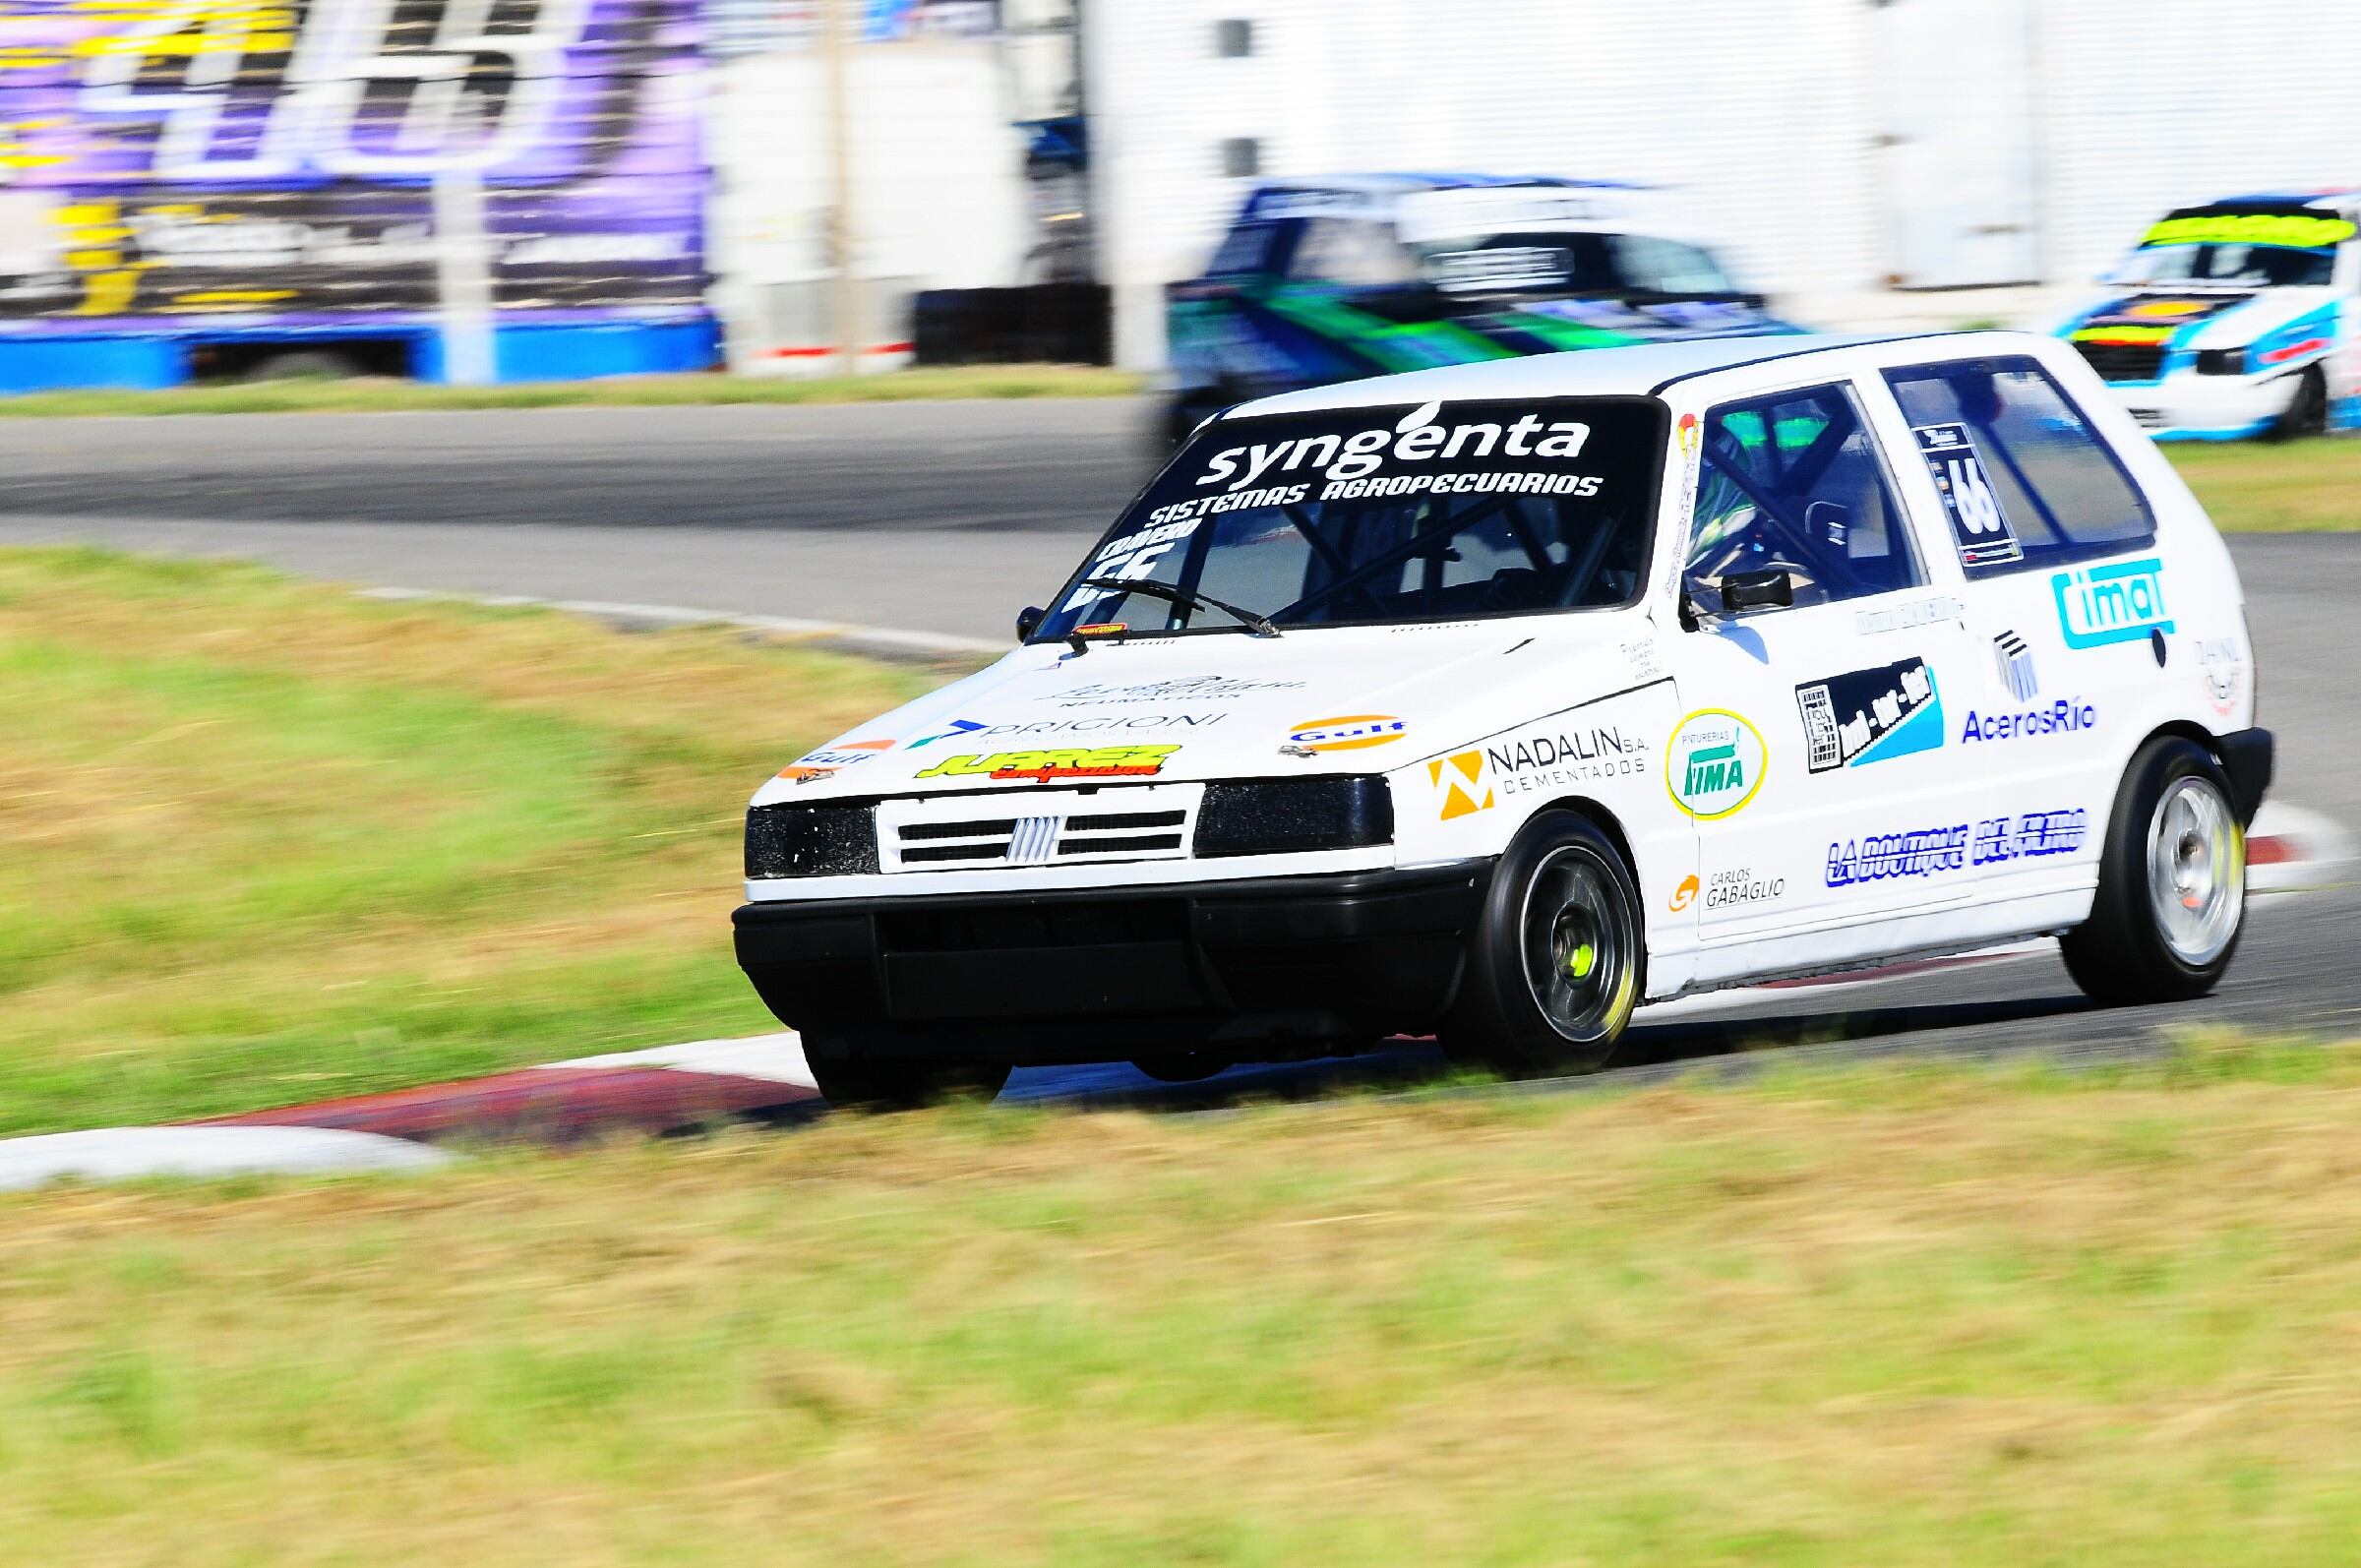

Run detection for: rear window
[[1882, 356, 2155, 577]]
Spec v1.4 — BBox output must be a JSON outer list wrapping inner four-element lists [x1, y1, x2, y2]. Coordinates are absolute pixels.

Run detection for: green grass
[[0, 546, 941, 1134], [2168, 438, 2361, 531], [0, 363, 1141, 418], [4, 1037, 2361, 1562]]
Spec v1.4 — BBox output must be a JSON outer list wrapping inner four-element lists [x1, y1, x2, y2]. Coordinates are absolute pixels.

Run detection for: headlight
[[2195, 348, 2246, 377], [1193, 777, 1393, 858], [746, 802, 878, 878]]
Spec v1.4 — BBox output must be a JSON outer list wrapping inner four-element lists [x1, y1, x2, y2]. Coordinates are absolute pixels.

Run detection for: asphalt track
[[0, 398, 2353, 1108]]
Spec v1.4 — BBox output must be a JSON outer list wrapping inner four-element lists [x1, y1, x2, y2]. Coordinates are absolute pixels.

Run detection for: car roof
[[1235, 174, 1650, 221], [2184, 188, 2361, 215], [1232, 332, 2015, 419]]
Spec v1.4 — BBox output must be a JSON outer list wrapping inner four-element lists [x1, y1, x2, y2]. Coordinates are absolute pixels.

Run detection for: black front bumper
[[733, 862, 1492, 1063]]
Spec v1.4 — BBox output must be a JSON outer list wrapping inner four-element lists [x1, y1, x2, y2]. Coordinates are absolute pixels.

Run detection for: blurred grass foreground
[[0, 547, 932, 1133], [6, 1043, 2361, 1562]]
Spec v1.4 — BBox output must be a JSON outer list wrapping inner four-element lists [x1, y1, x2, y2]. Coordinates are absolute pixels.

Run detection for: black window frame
[[1680, 378, 1929, 619], [1879, 353, 2157, 580]]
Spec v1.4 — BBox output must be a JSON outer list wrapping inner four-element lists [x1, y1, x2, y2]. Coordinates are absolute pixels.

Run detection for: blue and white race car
[[2055, 191, 2361, 441]]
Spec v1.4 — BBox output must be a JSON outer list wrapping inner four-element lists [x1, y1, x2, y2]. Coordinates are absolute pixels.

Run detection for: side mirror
[[1719, 568, 1793, 614], [1015, 605, 1045, 642]]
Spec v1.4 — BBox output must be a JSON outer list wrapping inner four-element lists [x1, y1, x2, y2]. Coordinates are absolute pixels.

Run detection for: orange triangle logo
[[1429, 750, 1492, 819]]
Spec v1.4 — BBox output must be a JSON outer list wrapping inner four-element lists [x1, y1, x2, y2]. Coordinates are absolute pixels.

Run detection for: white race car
[[735, 332, 2272, 1107], [2057, 192, 2361, 441]]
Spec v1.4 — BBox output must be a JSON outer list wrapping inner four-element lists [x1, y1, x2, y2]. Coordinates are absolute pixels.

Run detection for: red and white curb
[[2248, 802, 2352, 893], [0, 806, 2344, 1190]]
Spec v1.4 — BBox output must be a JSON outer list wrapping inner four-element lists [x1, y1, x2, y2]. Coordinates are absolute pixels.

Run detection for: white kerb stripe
[[0, 1126, 451, 1191], [538, 1033, 817, 1088]]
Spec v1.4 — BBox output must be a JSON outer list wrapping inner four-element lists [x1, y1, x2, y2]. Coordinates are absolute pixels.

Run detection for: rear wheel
[[802, 1031, 1011, 1113], [2060, 736, 2247, 1004], [1440, 811, 1643, 1076], [240, 348, 367, 382], [2268, 367, 2329, 441]]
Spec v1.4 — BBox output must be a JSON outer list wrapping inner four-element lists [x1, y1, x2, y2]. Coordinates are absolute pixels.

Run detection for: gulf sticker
[[777, 738, 893, 781], [1665, 709, 1766, 820], [1288, 714, 1408, 753]]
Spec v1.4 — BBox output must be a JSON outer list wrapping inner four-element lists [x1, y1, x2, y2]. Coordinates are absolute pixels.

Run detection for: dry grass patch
[[2169, 437, 2361, 531], [0, 547, 942, 1132]]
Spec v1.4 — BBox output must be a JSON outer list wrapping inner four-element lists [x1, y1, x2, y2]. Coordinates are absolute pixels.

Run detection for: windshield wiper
[[1076, 576, 1282, 637]]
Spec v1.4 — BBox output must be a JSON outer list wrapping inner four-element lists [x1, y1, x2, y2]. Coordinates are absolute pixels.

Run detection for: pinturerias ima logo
[[1665, 710, 1765, 820], [2052, 557, 2172, 649]]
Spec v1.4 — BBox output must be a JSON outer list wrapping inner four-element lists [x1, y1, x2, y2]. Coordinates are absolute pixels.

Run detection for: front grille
[[877, 786, 1200, 872], [2073, 340, 2165, 384]]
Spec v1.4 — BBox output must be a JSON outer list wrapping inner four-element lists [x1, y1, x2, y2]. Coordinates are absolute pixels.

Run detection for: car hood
[[2057, 285, 2338, 350], [752, 616, 1664, 806]]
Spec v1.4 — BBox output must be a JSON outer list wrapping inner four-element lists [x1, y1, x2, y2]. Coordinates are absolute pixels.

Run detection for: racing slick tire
[[1129, 1055, 1234, 1083], [802, 1031, 1012, 1113], [2060, 736, 2247, 1006], [1439, 810, 1643, 1077], [2267, 367, 2329, 442]]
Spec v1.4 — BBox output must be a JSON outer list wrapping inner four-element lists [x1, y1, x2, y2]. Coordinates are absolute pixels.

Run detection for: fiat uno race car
[[2056, 191, 2361, 441], [1164, 174, 1795, 446], [735, 332, 2272, 1108]]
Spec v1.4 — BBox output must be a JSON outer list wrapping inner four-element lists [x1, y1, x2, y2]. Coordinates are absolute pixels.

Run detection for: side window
[[1684, 382, 1924, 613], [1882, 356, 2155, 576], [1288, 218, 1418, 287], [1206, 220, 1277, 277]]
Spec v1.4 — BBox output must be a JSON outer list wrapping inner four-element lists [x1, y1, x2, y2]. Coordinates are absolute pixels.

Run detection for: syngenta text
[[1194, 400, 1591, 493]]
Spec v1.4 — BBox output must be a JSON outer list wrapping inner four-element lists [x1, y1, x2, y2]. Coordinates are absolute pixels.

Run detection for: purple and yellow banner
[[0, 0, 705, 335]]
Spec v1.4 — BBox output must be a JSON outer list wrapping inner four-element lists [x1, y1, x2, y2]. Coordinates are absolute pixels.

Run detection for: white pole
[[822, 0, 860, 377], [432, 95, 498, 385]]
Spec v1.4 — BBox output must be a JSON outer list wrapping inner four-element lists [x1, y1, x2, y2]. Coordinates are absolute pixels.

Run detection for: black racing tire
[[1129, 1055, 1234, 1083], [1438, 810, 1644, 1077], [240, 348, 367, 382], [802, 1031, 1011, 1113], [2059, 736, 2247, 1006], [1163, 387, 1238, 451], [2267, 367, 2329, 442]]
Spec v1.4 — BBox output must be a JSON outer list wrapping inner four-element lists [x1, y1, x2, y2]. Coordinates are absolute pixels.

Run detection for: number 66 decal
[[1913, 422, 2025, 568]]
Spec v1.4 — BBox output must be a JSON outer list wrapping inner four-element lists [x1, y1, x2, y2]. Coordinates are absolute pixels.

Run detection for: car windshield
[[2112, 207, 2352, 288], [1034, 395, 1665, 639], [1418, 231, 1740, 297], [2115, 244, 2336, 288]]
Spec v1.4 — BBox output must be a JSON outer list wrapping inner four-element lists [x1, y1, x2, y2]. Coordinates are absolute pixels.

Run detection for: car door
[[1875, 351, 2166, 910], [1665, 376, 1991, 985]]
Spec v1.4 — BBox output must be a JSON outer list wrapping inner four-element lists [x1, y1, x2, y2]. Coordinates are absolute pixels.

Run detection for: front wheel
[[2268, 367, 2329, 442], [2060, 736, 2247, 1005], [1440, 811, 1643, 1076], [802, 1031, 1011, 1113]]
